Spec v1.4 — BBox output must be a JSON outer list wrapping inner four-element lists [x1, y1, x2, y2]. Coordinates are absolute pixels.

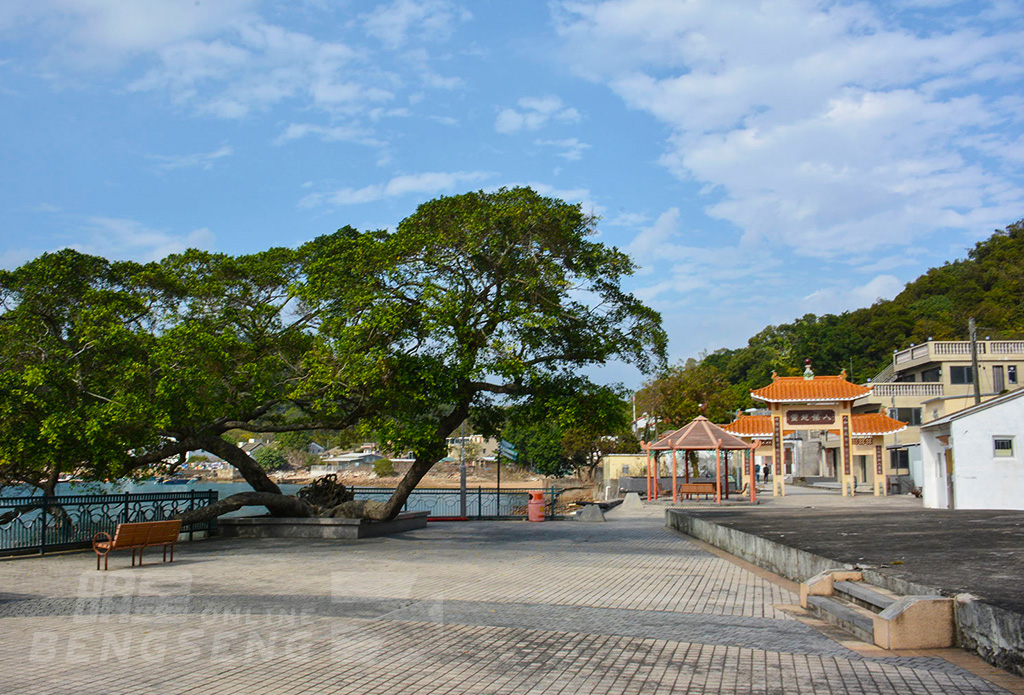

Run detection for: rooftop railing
[[892, 340, 1024, 366]]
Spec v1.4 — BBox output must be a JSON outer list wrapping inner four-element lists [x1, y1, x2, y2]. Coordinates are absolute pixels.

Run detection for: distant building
[[311, 451, 385, 477], [445, 434, 498, 461], [919, 388, 1024, 510], [856, 339, 1024, 484]]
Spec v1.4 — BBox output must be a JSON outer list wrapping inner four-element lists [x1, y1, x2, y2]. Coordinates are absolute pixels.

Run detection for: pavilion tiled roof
[[750, 375, 872, 403], [647, 416, 750, 451]]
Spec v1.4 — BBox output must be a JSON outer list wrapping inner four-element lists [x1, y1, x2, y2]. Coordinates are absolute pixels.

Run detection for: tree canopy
[[0, 187, 667, 521]]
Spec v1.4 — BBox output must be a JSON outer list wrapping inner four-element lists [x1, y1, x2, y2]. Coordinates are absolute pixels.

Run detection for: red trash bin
[[527, 491, 545, 522]]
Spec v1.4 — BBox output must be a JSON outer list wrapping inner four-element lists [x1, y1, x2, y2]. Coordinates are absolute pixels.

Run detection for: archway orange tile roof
[[750, 374, 872, 403], [723, 412, 907, 437], [850, 413, 907, 435]]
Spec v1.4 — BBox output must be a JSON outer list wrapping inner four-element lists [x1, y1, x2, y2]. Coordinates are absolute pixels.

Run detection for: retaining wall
[[666, 508, 1024, 678]]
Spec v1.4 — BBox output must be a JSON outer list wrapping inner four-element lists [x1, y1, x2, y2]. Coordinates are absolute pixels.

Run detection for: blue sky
[[2, 0, 1023, 387]]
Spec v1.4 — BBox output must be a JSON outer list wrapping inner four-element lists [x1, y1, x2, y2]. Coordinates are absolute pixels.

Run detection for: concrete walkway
[[0, 503, 1019, 694]]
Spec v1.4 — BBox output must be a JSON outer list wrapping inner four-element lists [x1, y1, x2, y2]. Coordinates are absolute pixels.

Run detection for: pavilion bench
[[92, 519, 183, 570], [675, 482, 718, 499]]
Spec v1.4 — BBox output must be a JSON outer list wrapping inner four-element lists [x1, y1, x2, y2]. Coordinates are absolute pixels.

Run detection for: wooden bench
[[676, 482, 718, 499], [92, 519, 183, 571]]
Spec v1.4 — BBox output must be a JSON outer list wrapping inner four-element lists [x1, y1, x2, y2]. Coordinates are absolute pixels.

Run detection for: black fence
[[0, 490, 219, 557], [350, 486, 562, 519]]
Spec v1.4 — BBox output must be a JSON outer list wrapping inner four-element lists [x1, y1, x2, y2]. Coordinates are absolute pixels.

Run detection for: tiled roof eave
[[751, 395, 865, 403], [853, 426, 908, 436]]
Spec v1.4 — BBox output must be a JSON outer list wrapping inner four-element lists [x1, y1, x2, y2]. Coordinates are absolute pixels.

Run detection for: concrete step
[[806, 595, 876, 644], [800, 570, 955, 649], [833, 580, 898, 613]]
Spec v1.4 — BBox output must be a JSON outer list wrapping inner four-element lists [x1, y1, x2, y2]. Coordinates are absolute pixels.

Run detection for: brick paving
[[0, 504, 1016, 694]]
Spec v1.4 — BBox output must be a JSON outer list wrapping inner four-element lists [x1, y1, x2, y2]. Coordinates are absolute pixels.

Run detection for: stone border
[[666, 508, 1024, 678], [217, 511, 429, 540]]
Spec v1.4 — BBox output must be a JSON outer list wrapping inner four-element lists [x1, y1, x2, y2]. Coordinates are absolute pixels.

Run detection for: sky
[[1, 0, 1023, 387]]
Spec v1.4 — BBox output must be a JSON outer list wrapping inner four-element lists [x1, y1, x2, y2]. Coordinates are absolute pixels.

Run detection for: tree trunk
[[197, 435, 282, 495], [328, 403, 469, 521], [177, 491, 313, 525]]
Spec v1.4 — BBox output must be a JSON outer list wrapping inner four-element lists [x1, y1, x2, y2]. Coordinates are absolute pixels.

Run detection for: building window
[[1009, 366, 1018, 385], [921, 367, 941, 382], [950, 366, 973, 384], [891, 408, 922, 426], [994, 438, 1015, 458], [890, 449, 910, 472]]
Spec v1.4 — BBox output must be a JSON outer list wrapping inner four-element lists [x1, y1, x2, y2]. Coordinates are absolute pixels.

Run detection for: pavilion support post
[[653, 452, 659, 501], [671, 448, 678, 503], [644, 444, 651, 501], [714, 441, 722, 505]]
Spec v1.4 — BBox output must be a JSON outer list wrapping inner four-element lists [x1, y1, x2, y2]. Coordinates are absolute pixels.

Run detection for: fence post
[[188, 489, 196, 541], [39, 495, 48, 555], [477, 486, 482, 518], [122, 492, 130, 524]]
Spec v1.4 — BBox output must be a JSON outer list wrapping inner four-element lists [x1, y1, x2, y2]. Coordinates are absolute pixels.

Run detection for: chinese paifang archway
[[723, 370, 907, 497]]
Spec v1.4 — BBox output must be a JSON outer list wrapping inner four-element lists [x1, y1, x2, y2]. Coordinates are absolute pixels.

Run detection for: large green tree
[[305, 187, 666, 519], [0, 188, 666, 523]]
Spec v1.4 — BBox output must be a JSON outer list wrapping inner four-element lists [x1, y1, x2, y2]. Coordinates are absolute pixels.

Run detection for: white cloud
[[496, 181, 605, 219], [273, 123, 382, 147], [495, 96, 581, 134], [802, 274, 906, 315], [8, 2, 462, 123], [149, 145, 233, 171], [535, 137, 591, 161], [71, 217, 215, 262], [299, 171, 492, 208], [554, 0, 1024, 258], [0, 0, 256, 66], [361, 0, 471, 50]]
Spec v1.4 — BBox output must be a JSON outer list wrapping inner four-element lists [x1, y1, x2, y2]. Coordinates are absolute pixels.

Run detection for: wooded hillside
[[637, 219, 1024, 428]]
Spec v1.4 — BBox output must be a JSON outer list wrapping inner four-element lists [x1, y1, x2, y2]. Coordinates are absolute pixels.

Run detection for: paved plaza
[[0, 503, 1021, 694]]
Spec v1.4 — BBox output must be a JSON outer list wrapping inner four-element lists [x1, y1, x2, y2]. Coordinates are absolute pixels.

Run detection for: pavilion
[[641, 416, 756, 504]]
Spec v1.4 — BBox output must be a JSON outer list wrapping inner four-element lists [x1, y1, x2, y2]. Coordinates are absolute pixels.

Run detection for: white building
[[919, 389, 1024, 510]]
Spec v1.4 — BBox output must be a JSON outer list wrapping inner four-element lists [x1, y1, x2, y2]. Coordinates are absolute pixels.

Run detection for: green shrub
[[373, 458, 395, 477]]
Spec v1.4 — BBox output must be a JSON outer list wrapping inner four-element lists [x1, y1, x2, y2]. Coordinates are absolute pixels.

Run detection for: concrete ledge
[[218, 512, 429, 540], [666, 508, 1024, 677], [666, 508, 855, 581]]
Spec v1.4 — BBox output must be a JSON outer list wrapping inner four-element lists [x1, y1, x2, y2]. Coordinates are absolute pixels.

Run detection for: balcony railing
[[868, 383, 944, 398], [892, 340, 1024, 366]]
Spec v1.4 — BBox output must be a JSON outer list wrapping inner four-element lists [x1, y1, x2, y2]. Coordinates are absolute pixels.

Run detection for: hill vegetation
[[637, 219, 1024, 430]]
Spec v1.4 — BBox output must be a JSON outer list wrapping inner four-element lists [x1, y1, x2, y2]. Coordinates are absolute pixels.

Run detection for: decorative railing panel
[[350, 487, 562, 519], [869, 383, 944, 397], [0, 490, 218, 556], [990, 341, 1024, 354]]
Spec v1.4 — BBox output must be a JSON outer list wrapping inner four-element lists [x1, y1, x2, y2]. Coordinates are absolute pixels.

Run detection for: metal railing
[[350, 486, 563, 519], [0, 490, 218, 557]]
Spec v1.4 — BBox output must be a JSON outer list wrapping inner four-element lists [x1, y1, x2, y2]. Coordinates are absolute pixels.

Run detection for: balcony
[[868, 383, 944, 398], [891, 340, 1024, 368]]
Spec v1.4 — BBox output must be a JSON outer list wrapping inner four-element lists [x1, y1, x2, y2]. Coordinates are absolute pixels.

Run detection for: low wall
[[666, 508, 1024, 678], [218, 512, 429, 540]]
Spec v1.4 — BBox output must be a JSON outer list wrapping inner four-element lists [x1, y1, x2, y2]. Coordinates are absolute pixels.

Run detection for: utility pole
[[969, 317, 982, 405]]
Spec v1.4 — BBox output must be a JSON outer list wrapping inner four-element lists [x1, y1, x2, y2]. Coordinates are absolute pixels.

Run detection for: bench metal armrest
[[92, 532, 112, 554]]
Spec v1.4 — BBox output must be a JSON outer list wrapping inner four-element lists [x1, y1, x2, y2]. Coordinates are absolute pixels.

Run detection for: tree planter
[[216, 512, 428, 540]]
